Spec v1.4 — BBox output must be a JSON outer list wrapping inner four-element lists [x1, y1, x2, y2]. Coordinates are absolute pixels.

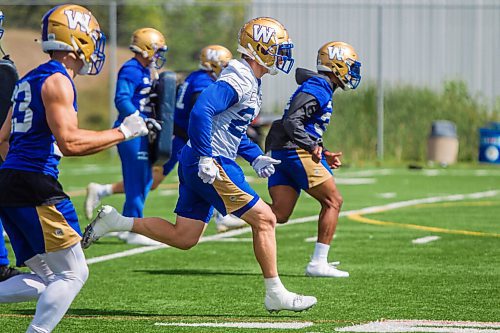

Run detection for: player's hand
[[198, 156, 223, 184], [145, 118, 162, 143], [119, 111, 148, 140], [324, 151, 343, 169], [311, 145, 323, 163], [251, 155, 281, 178]]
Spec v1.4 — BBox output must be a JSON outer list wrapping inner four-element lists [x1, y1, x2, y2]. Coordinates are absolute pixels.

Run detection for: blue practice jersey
[[1, 60, 76, 179], [114, 58, 152, 126], [284, 75, 333, 139], [174, 70, 215, 134]]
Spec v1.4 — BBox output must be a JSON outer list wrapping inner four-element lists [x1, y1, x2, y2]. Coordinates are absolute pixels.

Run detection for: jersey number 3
[[11, 81, 33, 133]]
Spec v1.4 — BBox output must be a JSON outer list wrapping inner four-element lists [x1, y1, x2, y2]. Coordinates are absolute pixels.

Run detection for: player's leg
[[0, 220, 20, 281], [268, 185, 299, 224], [267, 149, 301, 224], [118, 137, 160, 245], [303, 167, 348, 278], [28, 243, 88, 333]]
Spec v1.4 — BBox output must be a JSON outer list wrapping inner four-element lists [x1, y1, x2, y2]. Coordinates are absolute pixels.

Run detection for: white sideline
[[154, 322, 314, 329], [86, 190, 499, 265]]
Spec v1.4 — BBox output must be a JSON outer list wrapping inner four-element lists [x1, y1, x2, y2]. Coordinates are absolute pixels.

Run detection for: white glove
[[119, 111, 148, 140], [198, 156, 222, 184], [252, 155, 281, 178]]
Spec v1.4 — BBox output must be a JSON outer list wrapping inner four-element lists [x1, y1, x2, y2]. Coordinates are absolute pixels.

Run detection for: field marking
[[336, 319, 500, 332], [154, 321, 314, 329], [86, 190, 499, 266], [347, 196, 500, 238], [412, 236, 441, 244]]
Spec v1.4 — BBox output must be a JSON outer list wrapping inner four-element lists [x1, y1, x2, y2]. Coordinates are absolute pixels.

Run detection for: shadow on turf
[[133, 268, 305, 278], [12, 308, 299, 319]]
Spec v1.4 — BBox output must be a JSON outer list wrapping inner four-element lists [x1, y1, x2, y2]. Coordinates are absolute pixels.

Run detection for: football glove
[[251, 155, 281, 178], [145, 118, 162, 143], [198, 156, 222, 184], [119, 111, 148, 140]]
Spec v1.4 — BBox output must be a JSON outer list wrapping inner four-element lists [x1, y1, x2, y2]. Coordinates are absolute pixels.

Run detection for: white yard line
[[86, 190, 499, 266], [412, 236, 441, 244], [335, 319, 500, 332], [154, 321, 314, 329]]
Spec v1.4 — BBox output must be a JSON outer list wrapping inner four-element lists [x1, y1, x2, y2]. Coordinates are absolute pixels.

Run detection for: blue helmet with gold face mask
[[41, 4, 106, 75]]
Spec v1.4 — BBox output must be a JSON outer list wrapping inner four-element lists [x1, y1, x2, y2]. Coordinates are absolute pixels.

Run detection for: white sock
[[311, 242, 330, 263], [113, 214, 134, 232], [264, 276, 287, 295], [99, 184, 113, 198]]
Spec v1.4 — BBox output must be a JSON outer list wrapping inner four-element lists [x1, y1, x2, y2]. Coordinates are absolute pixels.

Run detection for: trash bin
[[427, 120, 459, 166], [479, 123, 500, 164]]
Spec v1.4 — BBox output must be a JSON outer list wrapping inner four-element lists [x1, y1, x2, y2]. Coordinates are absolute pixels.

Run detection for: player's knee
[[254, 211, 277, 231], [176, 237, 199, 250], [274, 210, 291, 224], [322, 192, 343, 211]]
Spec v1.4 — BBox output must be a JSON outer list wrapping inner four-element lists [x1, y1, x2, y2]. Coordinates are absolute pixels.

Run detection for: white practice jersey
[[211, 59, 262, 160]]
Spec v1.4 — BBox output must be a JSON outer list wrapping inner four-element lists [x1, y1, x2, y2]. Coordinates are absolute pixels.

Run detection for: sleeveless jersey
[[1, 60, 76, 179]]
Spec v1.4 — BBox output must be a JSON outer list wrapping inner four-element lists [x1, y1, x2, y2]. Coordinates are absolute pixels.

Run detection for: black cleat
[[0, 265, 20, 282]]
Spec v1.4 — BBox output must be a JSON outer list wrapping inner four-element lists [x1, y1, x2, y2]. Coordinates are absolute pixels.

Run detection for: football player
[[104, 27, 167, 246], [0, 10, 21, 282], [0, 5, 148, 332], [82, 17, 318, 313], [265, 41, 361, 277], [84, 45, 246, 235]]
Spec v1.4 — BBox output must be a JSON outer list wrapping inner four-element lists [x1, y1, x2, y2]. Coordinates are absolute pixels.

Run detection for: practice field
[[1, 156, 499, 333]]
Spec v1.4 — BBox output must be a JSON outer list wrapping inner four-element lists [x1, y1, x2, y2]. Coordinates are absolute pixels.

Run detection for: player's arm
[[283, 92, 320, 152], [114, 70, 140, 119], [0, 108, 12, 160], [43, 73, 129, 156], [237, 133, 263, 164], [188, 81, 238, 157], [282, 92, 322, 161]]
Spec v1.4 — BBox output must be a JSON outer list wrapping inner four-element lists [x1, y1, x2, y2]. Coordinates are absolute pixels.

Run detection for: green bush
[[323, 81, 500, 163]]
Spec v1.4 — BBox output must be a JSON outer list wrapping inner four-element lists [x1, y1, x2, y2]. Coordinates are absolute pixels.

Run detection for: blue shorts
[[0, 199, 81, 266], [174, 145, 259, 223], [268, 148, 332, 193], [162, 136, 187, 176]]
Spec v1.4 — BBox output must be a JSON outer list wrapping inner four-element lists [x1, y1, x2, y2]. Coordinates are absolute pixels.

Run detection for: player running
[[84, 45, 246, 234], [82, 17, 317, 313], [0, 5, 149, 332], [265, 41, 361, 277]]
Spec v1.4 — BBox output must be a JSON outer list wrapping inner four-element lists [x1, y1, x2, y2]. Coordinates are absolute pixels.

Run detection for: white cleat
[[81, 205, 124, 249], [265, 291, 317, 313], [84, 182, 103, 220], [126, 233, 162, 246], [215, 212, 247, 233], [305, 261, 349, 278]]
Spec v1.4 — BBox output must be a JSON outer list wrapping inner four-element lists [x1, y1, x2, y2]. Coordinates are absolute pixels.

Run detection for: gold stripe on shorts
[[296, 148, 332, 189], [212, 161, 254, 214], [36, 205, 81, 253]]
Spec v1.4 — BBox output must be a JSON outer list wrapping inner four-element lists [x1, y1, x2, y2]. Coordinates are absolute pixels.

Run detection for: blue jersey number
[[11, 81, 33, 133], [228, 107, 255, 139]]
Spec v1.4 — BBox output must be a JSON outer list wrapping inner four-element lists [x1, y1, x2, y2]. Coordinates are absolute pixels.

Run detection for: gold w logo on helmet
[[252, 24, 276, 44], [63, 10, 91, 33]]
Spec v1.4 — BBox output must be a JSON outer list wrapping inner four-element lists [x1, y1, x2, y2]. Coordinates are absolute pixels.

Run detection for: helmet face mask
[[0, 11, 4, 40], [317, 41, 361, 90], [237, 17, 294, 75]]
